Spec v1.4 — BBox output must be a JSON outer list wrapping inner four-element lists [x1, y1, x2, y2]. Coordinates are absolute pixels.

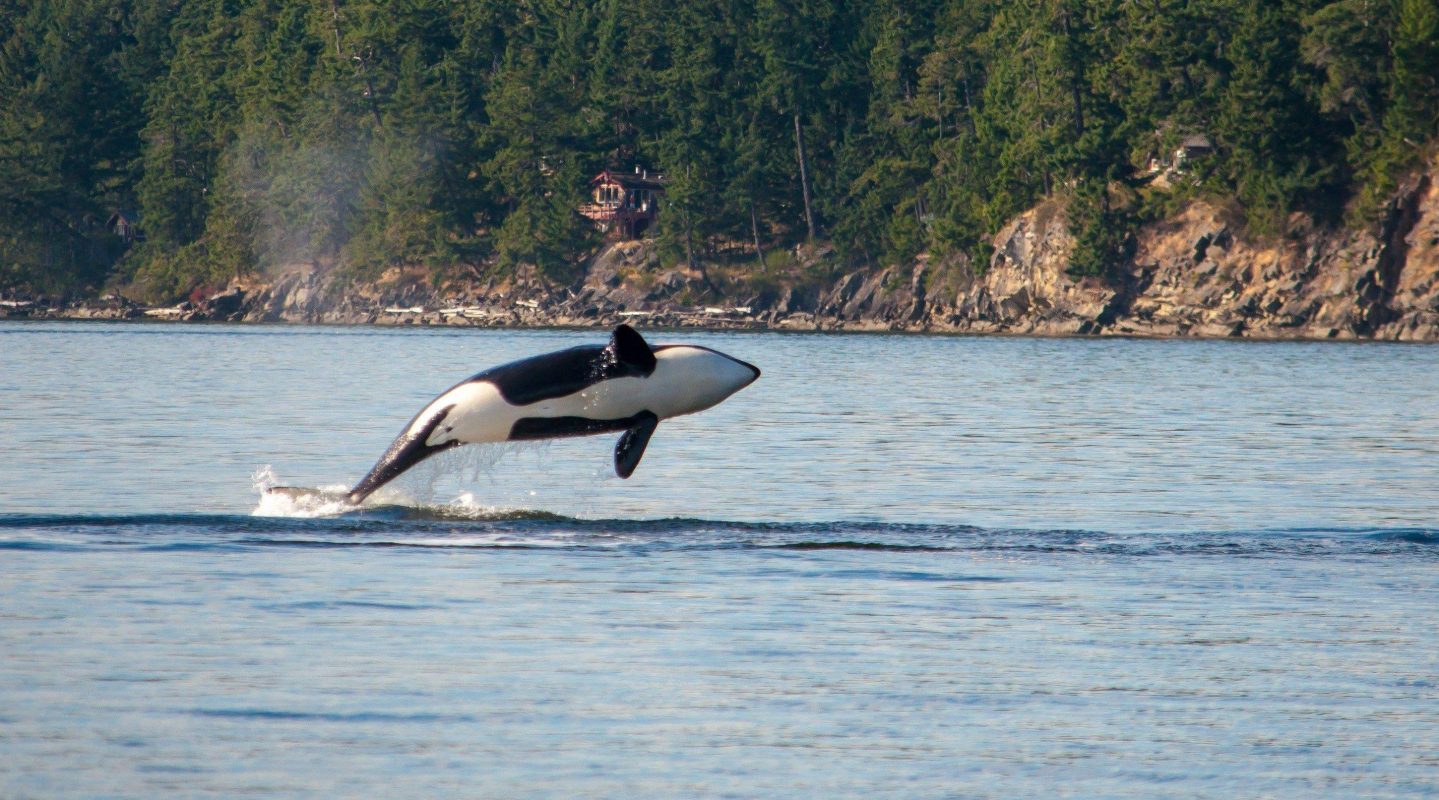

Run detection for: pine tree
[[482, 1, 597, 282], [1360, 0, 1439, 214], [0, 0, 146, 293], [831, 4, 940, 265]]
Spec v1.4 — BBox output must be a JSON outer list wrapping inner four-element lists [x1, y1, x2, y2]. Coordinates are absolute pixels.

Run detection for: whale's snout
[[647, 345, 760, 418], [736, 358, 761, 387], [719, 354, 760, 396]]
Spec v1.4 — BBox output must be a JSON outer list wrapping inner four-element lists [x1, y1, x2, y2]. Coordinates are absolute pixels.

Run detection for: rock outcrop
[[778, 169, 1439, 340], [1106, 174, 1439, 341]]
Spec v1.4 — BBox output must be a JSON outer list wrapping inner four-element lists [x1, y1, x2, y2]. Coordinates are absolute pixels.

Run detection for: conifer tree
[[1361, 0, 1439, 213]]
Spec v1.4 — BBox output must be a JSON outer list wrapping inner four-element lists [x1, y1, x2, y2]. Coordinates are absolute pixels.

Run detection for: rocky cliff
[[791, 170, 1439, 340], [10, 168, 1439, 340]]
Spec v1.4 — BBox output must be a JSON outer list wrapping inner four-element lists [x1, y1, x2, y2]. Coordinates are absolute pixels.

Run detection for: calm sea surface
[[2, 321, 1438, 798]]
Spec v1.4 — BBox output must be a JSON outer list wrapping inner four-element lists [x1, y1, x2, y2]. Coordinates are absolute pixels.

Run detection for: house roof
[[592, 169, 667, 191]]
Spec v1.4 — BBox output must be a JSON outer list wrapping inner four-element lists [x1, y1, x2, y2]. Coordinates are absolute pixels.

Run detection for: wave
[[1, 510, 1436, 557], [189, 708, 477, 724], [1362, 529, 1439, 545]]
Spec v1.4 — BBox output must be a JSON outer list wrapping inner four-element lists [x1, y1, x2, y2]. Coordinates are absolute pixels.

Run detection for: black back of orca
[[472, 324, 658, 405]]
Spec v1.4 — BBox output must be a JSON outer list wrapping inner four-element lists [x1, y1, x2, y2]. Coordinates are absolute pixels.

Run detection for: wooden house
[[1143, 132, 1216, 184], [1173, 134, 1214, 168], [106, 210, 144, 243], [579, 167, 666, 239]]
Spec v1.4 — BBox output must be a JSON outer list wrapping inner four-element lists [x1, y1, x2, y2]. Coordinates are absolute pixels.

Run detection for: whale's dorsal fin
[[614, 411, 659, 478], [608, 324, 657, 375]]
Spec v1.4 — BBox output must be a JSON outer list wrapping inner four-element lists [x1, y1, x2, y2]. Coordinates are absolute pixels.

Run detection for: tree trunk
[[362, 70, 383, 128], [328, 1, 381, 127], [963, 78, 977, 137], [329, 0, 344, 57], [684, 207, 718, 294], [683, 209, 696, 271], [793, 111, 817, 240], [1062, 11, 1085, 140], [751, 203, 767, 267]]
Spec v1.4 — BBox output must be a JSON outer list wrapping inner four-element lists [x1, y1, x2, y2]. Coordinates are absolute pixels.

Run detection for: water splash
[[250, 464, 279, 494], [251, 493, 573, 523], [379, 439, 613, 517], [252, 485, 361, 518]]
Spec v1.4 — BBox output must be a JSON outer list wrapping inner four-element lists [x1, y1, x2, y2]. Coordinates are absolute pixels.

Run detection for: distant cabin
[[106, 210, 144, 243], [1174, 134, 1214, 168], [580, 167, 666, 239], [1144, 133, 1215, 181]]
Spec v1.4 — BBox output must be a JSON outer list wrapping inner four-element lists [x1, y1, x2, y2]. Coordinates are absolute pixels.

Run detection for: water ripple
[[2, 512, 1435, 558], [189, 708, 478, 724]]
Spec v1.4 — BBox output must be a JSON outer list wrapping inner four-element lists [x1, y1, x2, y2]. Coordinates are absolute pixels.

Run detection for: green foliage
[[1067, 178, 1131, 278], [0, 0, 163, 295], [342, 133, 451, 281], [1356, 0, 1439, 216], [2, 0, 1438, 300]]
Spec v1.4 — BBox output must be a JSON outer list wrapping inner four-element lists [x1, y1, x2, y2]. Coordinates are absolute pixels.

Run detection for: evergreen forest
[[2, 0, 1437, 300]]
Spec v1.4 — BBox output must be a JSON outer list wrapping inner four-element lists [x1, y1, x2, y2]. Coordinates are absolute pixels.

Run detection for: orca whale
[[344, 324, 759, 503]]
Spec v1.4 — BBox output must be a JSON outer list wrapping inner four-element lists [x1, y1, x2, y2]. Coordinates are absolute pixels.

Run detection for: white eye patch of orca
[[343, 325, 759, 504]]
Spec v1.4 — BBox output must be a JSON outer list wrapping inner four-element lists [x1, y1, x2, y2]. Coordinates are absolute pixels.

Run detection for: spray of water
[[248, 439, 612, 519]]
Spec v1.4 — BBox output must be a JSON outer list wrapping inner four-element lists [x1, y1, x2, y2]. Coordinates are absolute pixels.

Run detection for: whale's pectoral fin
[[614, 411, 659, 479], [607, 324, 657, 375]]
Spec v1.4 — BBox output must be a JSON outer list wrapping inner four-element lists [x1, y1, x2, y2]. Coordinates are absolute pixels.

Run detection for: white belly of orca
[[344, 325, 759, 503]]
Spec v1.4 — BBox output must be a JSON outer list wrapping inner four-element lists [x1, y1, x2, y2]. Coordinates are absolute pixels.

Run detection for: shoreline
[[7, 176, 1439, 343], [6, 299, 1438, 343]]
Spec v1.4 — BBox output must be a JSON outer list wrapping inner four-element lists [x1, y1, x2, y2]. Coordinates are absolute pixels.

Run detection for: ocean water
[[2, 321, 1437, 798]]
